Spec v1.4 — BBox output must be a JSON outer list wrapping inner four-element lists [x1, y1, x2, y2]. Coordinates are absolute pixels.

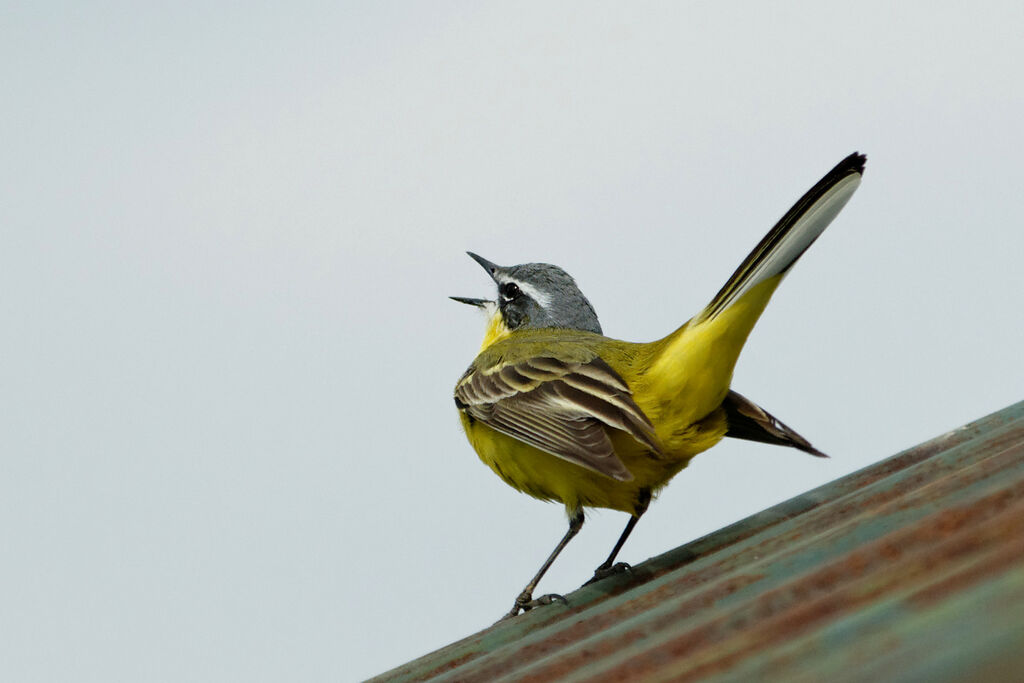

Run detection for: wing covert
[[455, 355, 661, 481]]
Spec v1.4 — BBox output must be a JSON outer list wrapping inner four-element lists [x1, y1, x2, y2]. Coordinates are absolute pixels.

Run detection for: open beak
[[466, 251, 502, 282], [451, 252, 503, 307], [449, 296, 491, 308]]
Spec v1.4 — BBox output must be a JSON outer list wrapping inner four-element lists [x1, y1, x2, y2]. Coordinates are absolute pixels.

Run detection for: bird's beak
[[449, 296, 491, 308], [452, 253, 502, 308], [466, 251, 502, 282]]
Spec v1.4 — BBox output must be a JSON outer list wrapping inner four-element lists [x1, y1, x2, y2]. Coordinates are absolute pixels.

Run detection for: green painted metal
[[371, 401, 1024, 682]]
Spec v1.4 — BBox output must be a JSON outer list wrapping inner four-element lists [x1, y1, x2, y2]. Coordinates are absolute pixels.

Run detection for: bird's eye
[[501, 282, 521, 300]]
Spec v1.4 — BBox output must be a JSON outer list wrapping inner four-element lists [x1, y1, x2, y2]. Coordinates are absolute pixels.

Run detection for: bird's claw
[[501, 591, 568, 620], [584, 561, 633, 586]]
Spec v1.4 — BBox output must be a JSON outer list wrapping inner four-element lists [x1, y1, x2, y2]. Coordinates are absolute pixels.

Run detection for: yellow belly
[[461, 409, 728, 513]]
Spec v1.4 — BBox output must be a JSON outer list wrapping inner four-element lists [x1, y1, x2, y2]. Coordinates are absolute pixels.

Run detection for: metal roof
[[372, 401, 1024, 682]]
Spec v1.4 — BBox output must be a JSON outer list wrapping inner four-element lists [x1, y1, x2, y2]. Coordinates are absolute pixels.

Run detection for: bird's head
[[451, 252, 602, 339]]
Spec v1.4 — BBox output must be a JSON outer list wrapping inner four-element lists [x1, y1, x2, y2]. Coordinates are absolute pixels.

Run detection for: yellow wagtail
[[452, 153, 865, 618]]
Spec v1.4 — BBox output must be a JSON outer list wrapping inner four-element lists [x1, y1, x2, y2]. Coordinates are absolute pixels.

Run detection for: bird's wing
[[694, 152, 865, 325], [455, 356, 661, 481]]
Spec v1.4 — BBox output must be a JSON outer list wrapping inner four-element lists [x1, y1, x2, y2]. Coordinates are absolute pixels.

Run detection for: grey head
[[451, 252, 602, 334]]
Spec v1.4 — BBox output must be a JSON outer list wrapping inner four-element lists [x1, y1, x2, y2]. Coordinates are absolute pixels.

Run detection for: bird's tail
[[643, 153, 865, 426], [691, 152, 866, 328], [721, 390, 827, 457]]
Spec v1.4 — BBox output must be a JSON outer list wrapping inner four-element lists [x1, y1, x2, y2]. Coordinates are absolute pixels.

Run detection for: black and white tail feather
[[697, 152, 865, 325], [711, 152, 866, 457]]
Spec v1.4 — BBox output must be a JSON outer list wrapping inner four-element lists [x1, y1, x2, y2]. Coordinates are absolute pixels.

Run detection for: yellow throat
[[479, 302, 512, 351]]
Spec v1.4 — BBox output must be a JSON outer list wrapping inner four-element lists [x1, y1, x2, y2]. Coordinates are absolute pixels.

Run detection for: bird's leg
[[503, 508, 584, 619], [585, 488, 651, 585]]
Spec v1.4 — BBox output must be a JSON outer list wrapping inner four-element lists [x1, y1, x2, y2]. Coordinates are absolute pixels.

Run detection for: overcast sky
[[3, 3, 1024, 681]]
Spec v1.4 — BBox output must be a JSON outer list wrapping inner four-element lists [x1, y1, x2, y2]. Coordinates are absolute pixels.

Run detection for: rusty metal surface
[[371, 402, 1024, 682]]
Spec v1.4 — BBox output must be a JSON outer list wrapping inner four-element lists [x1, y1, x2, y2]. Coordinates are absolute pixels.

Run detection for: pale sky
[[3, 3, 1023, 681]]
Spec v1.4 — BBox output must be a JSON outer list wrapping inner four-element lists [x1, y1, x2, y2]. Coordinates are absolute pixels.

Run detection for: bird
[[451, 152, 865, 619]]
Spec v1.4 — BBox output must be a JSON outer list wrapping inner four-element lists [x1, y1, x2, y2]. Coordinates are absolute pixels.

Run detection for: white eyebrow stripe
[[496, 275, 553, 309]]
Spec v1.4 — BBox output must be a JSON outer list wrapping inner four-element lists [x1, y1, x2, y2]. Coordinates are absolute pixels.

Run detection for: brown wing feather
[[455, 356, 661, 481]]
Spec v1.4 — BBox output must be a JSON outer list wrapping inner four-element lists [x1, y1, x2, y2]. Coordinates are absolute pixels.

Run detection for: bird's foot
[[583, 561, 633, 586], [500, 590, 568, 620]]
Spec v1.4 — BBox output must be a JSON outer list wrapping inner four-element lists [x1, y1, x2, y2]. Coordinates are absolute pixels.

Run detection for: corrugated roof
[[372, 401, 1024, 682]]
